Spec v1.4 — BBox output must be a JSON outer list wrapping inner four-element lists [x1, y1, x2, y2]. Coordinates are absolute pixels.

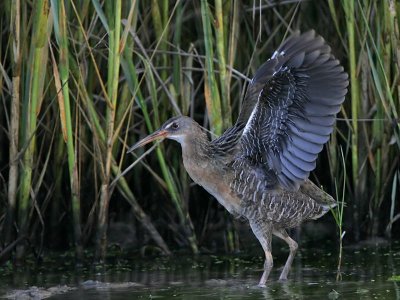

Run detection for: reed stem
[[5, 0, 21, 246], [201, 0, 222, 135], [17, 0, 50, 261], [51, 0, 83, 261], [96, 0, 122, 261], [343, 0, 361, 241]]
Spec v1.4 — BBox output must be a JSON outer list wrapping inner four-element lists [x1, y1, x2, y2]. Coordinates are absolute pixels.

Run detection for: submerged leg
[[273, 229, 298, 281], [249, 221, 273, 287]]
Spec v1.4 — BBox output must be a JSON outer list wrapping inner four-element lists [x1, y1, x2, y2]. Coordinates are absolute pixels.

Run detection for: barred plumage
[[128, 30, 348, 286]]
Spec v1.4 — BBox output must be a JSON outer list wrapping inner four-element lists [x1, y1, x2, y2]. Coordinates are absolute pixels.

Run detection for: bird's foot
[[258, 271, 269, 287]]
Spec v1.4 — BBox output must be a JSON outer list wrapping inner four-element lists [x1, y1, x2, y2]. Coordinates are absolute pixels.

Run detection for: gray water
[[1, 240, 399, 299]]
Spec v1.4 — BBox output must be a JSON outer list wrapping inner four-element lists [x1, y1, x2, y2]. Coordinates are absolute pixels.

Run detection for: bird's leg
[[273, 229, 298, 281], [249, 221, 273, 287], [259, 250, 273, 287]]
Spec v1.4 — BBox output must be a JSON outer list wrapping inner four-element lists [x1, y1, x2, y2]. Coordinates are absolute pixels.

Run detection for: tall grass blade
[[215, 0, 231, 128], [51, 0, 83, 260], [17, 0, 50, 261], [96, 0, 122, 261], [343, 0, 361, 241], [4, 0, 21, 246], [201, 0, 222, 135]]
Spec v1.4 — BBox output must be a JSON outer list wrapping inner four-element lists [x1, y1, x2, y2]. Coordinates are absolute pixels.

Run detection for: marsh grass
[[0, 1, 399, 265], [330, 147, 347, 282]]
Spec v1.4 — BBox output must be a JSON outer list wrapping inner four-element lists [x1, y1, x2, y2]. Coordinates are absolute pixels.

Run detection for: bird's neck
[[180, 128, 211, 164], [177, 126, 217, 190]]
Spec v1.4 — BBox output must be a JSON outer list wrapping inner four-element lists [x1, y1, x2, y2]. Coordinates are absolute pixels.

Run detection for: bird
[[127, 30, 348, 286]]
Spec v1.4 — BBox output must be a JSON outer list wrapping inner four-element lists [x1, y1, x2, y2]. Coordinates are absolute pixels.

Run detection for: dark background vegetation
[[0, 0, 399, 264]]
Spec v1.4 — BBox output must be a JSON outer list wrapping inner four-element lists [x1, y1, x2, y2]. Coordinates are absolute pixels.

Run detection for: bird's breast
[[182, 155, 242, 216]]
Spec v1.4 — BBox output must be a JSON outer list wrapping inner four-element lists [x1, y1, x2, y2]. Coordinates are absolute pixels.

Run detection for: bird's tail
[[301, 179, 338, 220], [300, 179, 337, 206], [312, 202, 337, 220]]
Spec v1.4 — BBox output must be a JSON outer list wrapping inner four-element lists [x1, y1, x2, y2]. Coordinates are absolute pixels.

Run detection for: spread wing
[[240, 30, 348, 191]]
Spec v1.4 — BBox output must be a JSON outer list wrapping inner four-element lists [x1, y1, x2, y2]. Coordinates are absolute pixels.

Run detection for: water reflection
[[0, 241, 399, 299]]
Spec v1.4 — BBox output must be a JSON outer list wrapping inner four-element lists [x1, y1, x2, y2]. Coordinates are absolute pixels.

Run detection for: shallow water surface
[[1, 241, 399, 299]]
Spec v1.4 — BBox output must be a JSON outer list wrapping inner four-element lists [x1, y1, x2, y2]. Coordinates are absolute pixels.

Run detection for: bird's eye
[[171, 122, 179, 129]]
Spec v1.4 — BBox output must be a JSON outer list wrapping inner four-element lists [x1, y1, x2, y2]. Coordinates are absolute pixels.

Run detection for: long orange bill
[[127, 129, 168, 153]]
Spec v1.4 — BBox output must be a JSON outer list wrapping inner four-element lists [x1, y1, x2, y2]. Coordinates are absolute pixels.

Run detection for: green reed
[[17, 0, 50, 261], [51, 0, 83, 260]]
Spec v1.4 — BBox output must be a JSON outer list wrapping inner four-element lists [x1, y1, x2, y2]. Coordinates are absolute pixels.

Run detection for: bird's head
[[127, 116, 198, 153]]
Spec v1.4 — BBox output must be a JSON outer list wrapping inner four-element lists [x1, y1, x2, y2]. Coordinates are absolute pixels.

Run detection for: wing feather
[[239, 30, 348, 191]]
